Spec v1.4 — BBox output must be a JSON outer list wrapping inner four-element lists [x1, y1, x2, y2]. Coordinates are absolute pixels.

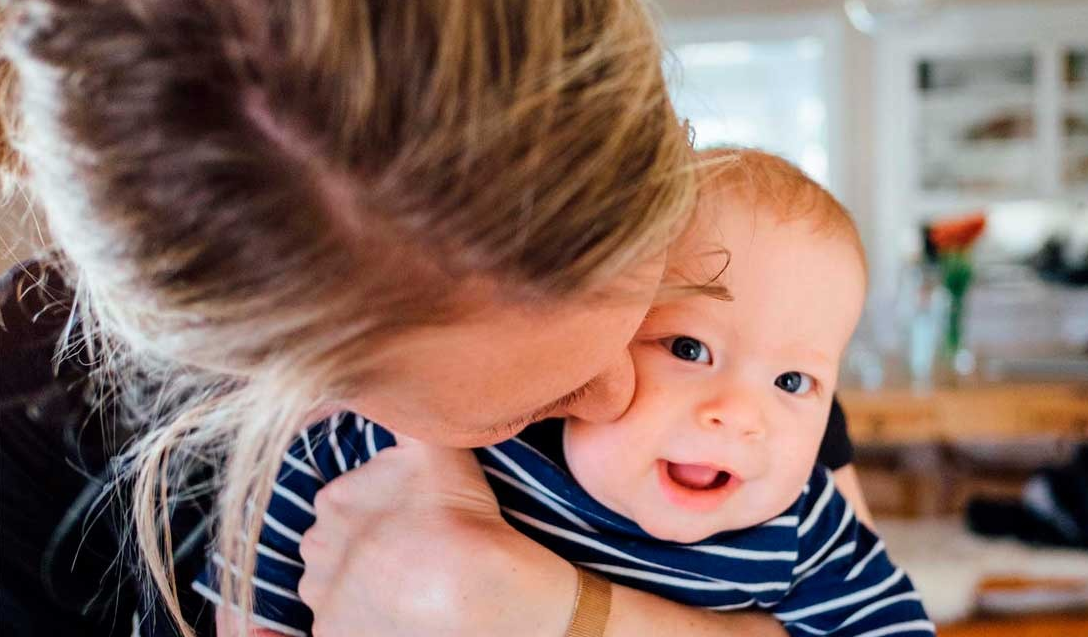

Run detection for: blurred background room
[[656, 0, 1088, 634], [1, 1, 1085, 635]]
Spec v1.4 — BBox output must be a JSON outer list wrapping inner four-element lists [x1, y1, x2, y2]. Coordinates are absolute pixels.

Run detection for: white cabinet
[[909, 45, 1088, 206], [870, 2, 1088, 350], [877, 4, 1088, 213]]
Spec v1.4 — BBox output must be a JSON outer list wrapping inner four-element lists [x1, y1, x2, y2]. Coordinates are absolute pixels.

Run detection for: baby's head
[[564, 148, 867, 543]]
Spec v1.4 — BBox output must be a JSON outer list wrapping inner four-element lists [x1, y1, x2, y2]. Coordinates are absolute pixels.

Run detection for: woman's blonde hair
[[0, 0, 695, 633]]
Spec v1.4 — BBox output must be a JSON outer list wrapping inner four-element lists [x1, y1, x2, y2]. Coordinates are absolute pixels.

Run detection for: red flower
[[928, 212, 986, 253]]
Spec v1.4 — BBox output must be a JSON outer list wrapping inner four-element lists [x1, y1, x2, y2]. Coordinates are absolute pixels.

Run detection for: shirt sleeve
[[773, 468, 935, 637], [817, 396, 855, 471], [192, 413, 396, 636]]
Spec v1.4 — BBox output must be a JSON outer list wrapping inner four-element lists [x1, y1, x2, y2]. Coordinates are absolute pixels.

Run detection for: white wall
[[654, 0, 1084, 255], [655, 0, 1073, 18], [654, 0, 877, 253]]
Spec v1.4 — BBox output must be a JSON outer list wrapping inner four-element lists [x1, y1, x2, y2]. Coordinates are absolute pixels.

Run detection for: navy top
[[195, 414, 933, 637]]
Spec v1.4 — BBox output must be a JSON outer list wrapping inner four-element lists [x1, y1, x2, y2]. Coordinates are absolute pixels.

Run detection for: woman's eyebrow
[[540, 378, 596, 416], [506, 304, 663, 429], [504, 378, 596, 432]]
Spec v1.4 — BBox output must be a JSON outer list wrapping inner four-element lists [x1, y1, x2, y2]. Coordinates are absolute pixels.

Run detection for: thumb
[[391, 434, 485, 477], [391, 435, 499, 515]]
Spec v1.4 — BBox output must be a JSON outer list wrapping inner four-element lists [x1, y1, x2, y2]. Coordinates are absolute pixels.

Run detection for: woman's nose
[[564, 351, 636, 423]]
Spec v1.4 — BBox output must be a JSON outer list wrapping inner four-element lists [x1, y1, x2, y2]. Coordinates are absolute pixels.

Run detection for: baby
[[196, 149, 934, 637]]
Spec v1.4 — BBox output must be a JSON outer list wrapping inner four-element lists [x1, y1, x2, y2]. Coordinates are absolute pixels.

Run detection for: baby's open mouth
[[665, 461, 733, 491], [656, 459, 740, 512]]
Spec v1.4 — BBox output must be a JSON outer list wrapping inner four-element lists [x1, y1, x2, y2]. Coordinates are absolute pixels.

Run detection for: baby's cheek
[[772, 452, 821, 507], [778, 417, 826, 469], [564, 422, 634, 505]]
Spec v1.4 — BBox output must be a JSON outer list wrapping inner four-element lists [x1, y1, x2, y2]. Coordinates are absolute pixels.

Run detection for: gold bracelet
[[565, 566, 612, 637]]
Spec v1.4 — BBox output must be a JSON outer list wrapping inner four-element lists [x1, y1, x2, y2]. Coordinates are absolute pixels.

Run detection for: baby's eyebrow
[[651, 281, 732, 306], [697, 282, 732, 301], [786, 347, 834, 370]]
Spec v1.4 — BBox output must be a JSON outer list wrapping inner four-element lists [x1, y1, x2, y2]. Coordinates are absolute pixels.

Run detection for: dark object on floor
[[967, 446, 1088, 549], [1033, 237, 1088, 287]]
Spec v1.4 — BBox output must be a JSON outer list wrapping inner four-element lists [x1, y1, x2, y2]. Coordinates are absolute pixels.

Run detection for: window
[[669, 37, 833, 188]]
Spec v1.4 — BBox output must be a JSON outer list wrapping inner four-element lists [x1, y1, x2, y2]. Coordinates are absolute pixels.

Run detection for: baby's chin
[[633, 512, 747, 544], [629, 496, 796, 544]]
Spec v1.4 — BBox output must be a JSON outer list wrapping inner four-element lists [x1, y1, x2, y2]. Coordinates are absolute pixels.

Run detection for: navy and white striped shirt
[[195, 413, 933, 637]]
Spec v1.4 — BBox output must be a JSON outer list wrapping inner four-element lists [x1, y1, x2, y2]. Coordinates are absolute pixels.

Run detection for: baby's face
[[564, 196, 866, 543]]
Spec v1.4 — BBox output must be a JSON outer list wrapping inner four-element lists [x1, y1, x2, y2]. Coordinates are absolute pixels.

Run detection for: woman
[[0, 1, 866, 635]]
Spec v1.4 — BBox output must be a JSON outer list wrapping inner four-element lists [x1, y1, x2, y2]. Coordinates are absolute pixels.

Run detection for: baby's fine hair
[[697, 147, 865, 262]]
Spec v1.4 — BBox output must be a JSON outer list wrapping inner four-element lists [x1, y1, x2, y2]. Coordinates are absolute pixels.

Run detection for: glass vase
[[940, 251, 975, 375]]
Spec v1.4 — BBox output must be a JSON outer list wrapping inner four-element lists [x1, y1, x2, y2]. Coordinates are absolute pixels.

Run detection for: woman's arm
[[607, 586, 788, 637], [832, 464, 875, 529], [822, 396, 875, 529], [294, 440, 788, 637], [223, 573, 787, 637]]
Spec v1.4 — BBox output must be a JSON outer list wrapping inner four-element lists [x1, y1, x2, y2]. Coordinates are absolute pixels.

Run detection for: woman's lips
[[656, 459, 741, 512]]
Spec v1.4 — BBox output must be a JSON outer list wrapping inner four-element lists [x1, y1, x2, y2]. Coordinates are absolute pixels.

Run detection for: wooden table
[[838, 381, 1088, 445], [840, 379, 1088, 630], [940, 612, 1088, 637]]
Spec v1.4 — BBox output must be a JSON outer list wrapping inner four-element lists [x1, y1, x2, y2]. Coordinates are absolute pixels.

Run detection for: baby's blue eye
[[667, 336, 711, 364], [775, 371, 814, 395]]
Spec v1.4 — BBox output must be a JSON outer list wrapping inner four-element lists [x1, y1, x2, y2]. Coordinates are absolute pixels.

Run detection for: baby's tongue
[[667, 462, 719, 490]]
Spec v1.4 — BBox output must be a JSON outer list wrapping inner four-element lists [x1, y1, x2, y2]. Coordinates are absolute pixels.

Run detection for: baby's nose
[[700, 412, 725, 428], [696, 394, 764, 439]]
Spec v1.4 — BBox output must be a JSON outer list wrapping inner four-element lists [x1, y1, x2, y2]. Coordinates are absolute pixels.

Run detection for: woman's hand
[[297, 437, 789, 637], [297, 438, 578, 637]]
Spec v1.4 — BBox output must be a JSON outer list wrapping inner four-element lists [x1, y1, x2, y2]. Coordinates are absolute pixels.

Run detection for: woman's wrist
[[487, 526, 580, 637]]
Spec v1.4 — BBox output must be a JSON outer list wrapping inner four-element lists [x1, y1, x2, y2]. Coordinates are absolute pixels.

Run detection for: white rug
[[877, 518, 1088, 624]]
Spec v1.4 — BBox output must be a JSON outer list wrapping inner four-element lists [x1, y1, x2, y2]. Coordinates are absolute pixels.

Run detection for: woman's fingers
[[296, 435, 536, 636], [316, 436, 498, 517]]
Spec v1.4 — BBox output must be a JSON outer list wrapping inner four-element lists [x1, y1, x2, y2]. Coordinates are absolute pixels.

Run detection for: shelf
[[1058, 185, 1088, 200], [1065, 86, 1088, 107], [920, 86, 1035, 112], [922, 138, 1035, 152], [1065, 134, 1088, 152], [913, 189, 1088, 213], [911, 190, 1057, 216], [911, 191, 1088, 217]]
